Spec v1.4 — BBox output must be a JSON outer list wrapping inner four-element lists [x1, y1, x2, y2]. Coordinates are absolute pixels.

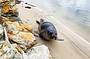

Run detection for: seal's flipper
[[55, 39, 64, 41], [33, 30, 39, 37], [40, 19, 44, 23], [36, 20, 40, 25]]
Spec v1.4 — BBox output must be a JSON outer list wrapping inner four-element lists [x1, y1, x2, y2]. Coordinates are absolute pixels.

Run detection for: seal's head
[[46, 26, 57, 40]]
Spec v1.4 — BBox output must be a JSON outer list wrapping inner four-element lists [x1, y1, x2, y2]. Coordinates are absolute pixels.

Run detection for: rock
[[26, 45, 52, 59], [8, 31, 37, 51], [5, 21, 32, 32]]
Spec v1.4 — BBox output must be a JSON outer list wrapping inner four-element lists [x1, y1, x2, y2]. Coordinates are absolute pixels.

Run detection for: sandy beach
[[16, 3, 90, 59]]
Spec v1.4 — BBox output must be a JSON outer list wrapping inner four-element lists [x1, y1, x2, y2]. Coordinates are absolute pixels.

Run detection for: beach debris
[[15, 0, 22, 4], [25, 6, 31, 9], [25, 2, 36, 7]]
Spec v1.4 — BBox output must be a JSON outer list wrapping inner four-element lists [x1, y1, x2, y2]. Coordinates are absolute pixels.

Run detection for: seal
[[36, 19, 58, 40]]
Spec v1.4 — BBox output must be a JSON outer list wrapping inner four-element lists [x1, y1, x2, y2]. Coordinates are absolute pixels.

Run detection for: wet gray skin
[[36, 19, 57, 41]]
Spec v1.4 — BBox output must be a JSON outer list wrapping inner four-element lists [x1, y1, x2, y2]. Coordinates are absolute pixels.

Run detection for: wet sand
[[16, 3, 90, 59]]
